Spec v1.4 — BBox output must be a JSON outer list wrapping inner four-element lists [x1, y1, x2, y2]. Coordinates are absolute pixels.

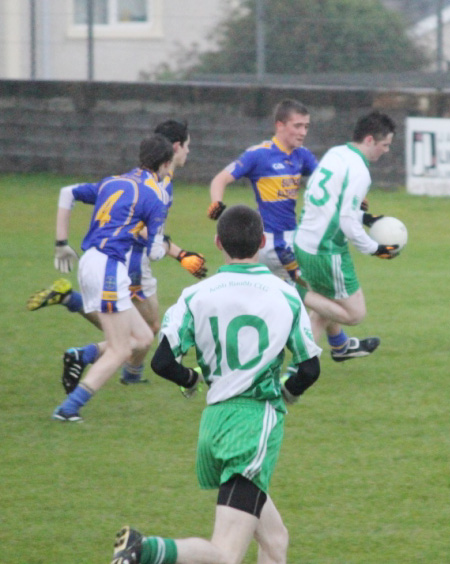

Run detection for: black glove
[[372, 244, 399, 259], [363, 213, 384, 228], [207, 201, 226, 220]]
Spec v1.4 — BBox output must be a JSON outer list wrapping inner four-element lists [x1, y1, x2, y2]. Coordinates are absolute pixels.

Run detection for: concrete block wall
[[1, 79, 450, 187]]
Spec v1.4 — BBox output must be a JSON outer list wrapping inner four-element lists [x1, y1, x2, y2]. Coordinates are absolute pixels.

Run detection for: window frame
[[67, 0, 163, 39]]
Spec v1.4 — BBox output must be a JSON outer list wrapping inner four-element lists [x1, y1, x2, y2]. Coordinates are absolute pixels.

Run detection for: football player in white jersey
[[111, 205, 321, 564], [294, 111, 398, 361]]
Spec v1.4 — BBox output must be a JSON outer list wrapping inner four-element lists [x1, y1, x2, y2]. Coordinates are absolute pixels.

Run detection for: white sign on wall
[[406, 117, 450, 196]]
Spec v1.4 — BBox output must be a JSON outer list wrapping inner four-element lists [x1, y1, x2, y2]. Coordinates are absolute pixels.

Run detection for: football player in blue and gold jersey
[[51, 135, 174, 421], [208, 99, 317, 284]]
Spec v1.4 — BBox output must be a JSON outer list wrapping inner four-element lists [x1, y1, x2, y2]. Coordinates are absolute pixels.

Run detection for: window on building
[[74, 0, 149, 26], [71, 0, 161, 38]]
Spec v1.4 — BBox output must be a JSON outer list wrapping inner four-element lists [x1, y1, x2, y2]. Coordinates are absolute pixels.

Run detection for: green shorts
[[295, 248, 360, 299], [196, 398, 284, 493]]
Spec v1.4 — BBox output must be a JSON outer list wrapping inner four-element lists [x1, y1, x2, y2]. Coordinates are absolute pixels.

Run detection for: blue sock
[[59, 385, 92, 414], [79, 344, 100, 365], [328, 329, 349, 353], [63, 290, 83, 312], [121, 363, 145, 382]]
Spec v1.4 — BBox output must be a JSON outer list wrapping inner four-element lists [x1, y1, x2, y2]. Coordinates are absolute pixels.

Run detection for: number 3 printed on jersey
[[307, 167, 332, 206]]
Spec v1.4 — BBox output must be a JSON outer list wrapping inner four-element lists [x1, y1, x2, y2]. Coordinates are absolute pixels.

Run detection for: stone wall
[[1, 79, 450, 186]]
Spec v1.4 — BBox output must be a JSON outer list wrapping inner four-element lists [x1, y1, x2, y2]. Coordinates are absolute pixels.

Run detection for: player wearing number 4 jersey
[[27, 120, 206, 388], [111, 205, 321, 564], [52, 134, 174, 422], [294, 111, 398, 360]]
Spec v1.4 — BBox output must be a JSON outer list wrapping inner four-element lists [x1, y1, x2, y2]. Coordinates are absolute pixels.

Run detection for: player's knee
[[256, 519, 288, 564], [268, 523, 289, 563], [137, 330, 153, 351], [345, 308, 366, 326]]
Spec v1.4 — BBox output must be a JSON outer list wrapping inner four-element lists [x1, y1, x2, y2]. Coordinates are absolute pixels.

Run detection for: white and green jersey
[[160, 263, 321, 410], [295, 143, 378, 256]]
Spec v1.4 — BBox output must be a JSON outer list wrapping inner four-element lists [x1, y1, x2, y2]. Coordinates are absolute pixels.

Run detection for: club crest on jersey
[[105, 276, 116, 291]]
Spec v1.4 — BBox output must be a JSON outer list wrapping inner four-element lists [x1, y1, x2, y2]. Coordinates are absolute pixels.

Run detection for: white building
[[409, 5, 450, 71], [0, 0, 231, 81], [2, 0, 449, 82]]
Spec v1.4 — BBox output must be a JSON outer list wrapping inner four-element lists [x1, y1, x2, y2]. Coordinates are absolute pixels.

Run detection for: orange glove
[[177, 250, 207, 278], [207, 201, 226, 220]]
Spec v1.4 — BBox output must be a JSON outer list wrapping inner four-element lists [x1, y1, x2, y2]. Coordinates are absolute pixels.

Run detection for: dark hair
[[353, 111, 396, 142], [154, 119, 189, 145], [217, 205, 264, 259], [139, 134, 174, 171], [273, 99, 309, 123]]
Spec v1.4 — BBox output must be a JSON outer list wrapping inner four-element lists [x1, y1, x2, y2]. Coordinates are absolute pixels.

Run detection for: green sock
[[141, 537, 177, 564]]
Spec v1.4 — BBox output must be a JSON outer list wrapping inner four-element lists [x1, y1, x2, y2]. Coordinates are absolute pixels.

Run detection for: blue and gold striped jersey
[[226, 137, 317, 232], [73, 168, 168, 263]]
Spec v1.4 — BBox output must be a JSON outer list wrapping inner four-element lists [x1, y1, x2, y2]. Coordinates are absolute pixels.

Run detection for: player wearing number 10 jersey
[[111, 205, 321, 564]]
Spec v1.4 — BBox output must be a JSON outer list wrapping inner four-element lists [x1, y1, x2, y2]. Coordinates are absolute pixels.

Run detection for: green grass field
[[1, 173, 449, 563]]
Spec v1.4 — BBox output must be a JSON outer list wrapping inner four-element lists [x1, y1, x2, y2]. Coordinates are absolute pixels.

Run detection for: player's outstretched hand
[[360, 198, 369, 212], [372, 244, 399, 259], [363, 213, 384, 228], [177, 250, 207, 278], [207, 201, 226, 220], [54, 242, 79, 273], [180, 367, 204, 399]]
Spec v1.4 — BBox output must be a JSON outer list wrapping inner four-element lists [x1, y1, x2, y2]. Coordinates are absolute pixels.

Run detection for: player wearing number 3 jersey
[[294, 111, 398, 361], [110, 205, 321, 564]]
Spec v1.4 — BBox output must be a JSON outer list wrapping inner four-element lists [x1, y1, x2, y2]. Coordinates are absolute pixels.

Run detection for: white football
[[369, 216, 408, 252]]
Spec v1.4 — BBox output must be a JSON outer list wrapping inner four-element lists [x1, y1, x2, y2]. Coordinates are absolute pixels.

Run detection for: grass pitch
[[1, 173, 449, 563]]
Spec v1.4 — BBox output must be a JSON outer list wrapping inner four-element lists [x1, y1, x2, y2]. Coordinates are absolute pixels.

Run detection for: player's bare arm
[[208, 169, 234, 219]]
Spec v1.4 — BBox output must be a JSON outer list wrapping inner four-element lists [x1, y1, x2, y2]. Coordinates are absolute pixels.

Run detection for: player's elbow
[[286, 356, 320, 397], [149, 244, 166, 261], [211, 171, 233, 195], [301, 356, 320, 387]]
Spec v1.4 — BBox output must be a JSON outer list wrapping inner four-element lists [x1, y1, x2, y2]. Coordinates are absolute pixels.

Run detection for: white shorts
[[78, 248, 133, 313], [125, 245, 157, 300], [258, 231, 295, 283]]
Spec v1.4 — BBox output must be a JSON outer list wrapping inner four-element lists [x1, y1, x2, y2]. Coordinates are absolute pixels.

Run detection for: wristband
[[55, 240, 68, 246]]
